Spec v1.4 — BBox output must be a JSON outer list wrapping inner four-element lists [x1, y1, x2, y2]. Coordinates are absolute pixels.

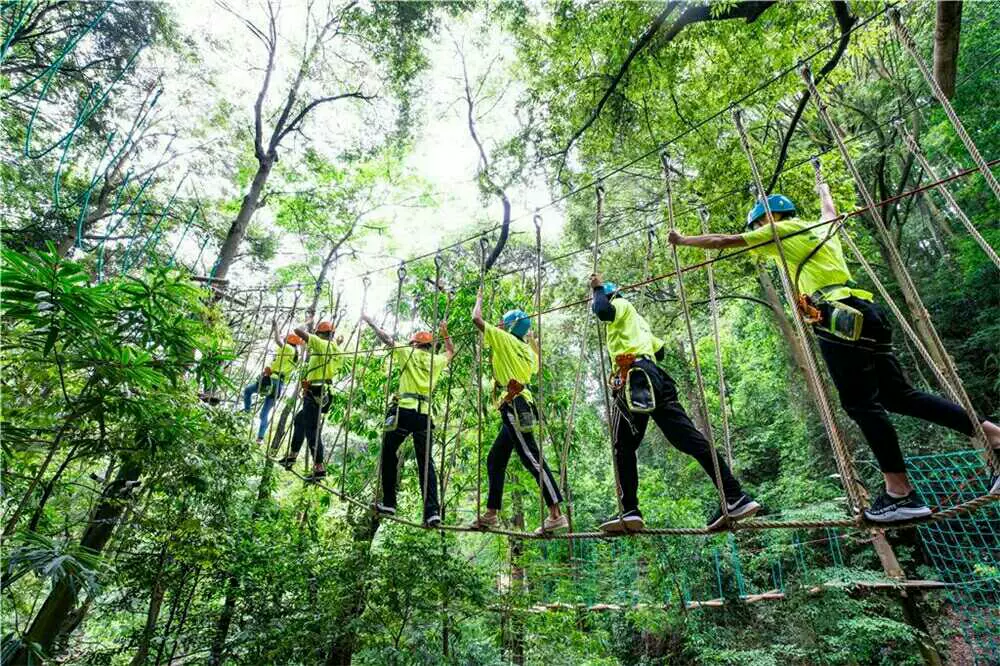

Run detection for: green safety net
[[907, 449, 1000, 666]]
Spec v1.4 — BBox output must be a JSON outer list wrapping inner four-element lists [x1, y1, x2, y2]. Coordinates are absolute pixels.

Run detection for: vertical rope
[[533, 212, 549, 526], [889, 9, 1000, 203], [698, 204, 735, 469], [262, 288, 301, 448], [802, 66, 991, 465], [437, 290, 456, 521], [423, 253, 443, 521], [898, 124, 1000, 271], [337, 277, 370, 491], [373, 265, 407, 506], [732, 107, 864, 517], [592, 183, 625, 520], [660, 154, 729, 517], [475, 236, 489, 522]]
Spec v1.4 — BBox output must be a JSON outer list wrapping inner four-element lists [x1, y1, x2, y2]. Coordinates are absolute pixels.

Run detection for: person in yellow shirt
[[668, 174, 1000, 521], [278, 313, 345, 480], [362, 315, 454, 527], [242, 321, 302, 444], [468, 288, 568, 534], [590, 274, 758, 532]]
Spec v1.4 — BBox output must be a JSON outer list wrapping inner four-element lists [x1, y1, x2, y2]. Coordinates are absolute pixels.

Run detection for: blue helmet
[[502, 309, 531, 338], [602, 282, 620, 298], [746, 194, 796, 229]]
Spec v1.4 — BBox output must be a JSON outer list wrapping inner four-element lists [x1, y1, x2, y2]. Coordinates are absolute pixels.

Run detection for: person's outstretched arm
[[361, 314, 394, 346], [472, 288, 485, 333], [589, 273, 615, 322], [294, 310, 313, 341], [817, 179, 838, 223], [667, 230, 747, 250], [440, 322, 455, 362], [271, 320, 283, 347]]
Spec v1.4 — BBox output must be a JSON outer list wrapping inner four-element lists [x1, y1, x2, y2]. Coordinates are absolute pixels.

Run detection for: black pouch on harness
[[821, 300, 864, 342], [510, 395, 536, 434], [383, 397, 401, 433], [625, 366, 656, 414]]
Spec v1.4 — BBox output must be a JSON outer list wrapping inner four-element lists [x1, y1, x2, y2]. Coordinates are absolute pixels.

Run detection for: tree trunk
[[756, 267, 825, 410], [871, 239, 953, 382], [213, 157, 275, 281], [325, 509, 378, 666], [209, 459, 276, 666], [130, 545, 169, 666], [9, 456, 143, 664], [933, 1, 962, 99], [208, 575, 238, 666], [309, 245, 339, 315], [670, 336, 710, 435]]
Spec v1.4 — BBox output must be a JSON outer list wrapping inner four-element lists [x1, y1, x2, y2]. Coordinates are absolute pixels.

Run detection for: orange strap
[[796, 294, 823, 325], [502, 379, 525, 404], [609, 353, 637, 389]]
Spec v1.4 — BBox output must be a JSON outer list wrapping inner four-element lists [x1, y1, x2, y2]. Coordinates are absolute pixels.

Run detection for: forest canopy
[[2, 1, 999, 665]]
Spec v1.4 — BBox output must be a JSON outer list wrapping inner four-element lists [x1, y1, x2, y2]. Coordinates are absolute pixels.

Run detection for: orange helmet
[[411, 331, 433, 345], [285, 333, 304, 346], [315, 321, 334, 333]]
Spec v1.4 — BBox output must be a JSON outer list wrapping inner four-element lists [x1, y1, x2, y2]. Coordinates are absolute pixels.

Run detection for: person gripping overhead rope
[[363, 315, 454, 527], [278, 311, 346, 481], [467, 288, 568, 535], [668, 175, 1000, 520], [590, 274, 759, 533], [242, 322, 302, 444]]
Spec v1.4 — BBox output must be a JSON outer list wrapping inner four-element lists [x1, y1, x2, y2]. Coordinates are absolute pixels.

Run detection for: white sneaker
[[989, 473, 999, 496], [425, 514, 441, 527], [534, 514, 569, 535]]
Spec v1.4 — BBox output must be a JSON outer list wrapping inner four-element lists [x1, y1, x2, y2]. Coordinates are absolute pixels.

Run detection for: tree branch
[[766, 1, 856, 192]]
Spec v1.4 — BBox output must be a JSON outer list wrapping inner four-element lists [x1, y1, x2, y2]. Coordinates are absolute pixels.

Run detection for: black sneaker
[[304, 468, 326, 483], [707, 494, 762, 531], [425, 514, 441, 528], [277, 455, 296, 470], [599, 510, 644, 533], [373, 503, 396, 516], [864, 491, 932, 523]]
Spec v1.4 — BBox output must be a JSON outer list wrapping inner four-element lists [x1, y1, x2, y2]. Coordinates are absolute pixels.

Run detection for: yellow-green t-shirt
[[741, 217, 873, 302], [606, 297, 659, 361], [305, 334, 344, 382], [271, 345, 298, 377], [483, 323, 537, 406], [392, 346, 449, 415]]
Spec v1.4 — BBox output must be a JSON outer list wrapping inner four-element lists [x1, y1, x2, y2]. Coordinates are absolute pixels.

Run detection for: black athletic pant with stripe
[[613, 358, 743, 514], [486, 403, 563, 510], [380, 407, 440, 521], [289, 387, 330, 463], [815, 297, 976, 474]]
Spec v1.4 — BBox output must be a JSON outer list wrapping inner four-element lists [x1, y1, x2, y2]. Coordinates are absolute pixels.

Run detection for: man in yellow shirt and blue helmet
[[468, 288, 568, 534], [362, 315, 454, 527], [668, 174, 1000, 522], [590, 274, 759, 533]]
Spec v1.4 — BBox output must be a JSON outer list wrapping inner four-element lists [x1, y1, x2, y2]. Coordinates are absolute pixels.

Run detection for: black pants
[[486, 403, 563, 510], [613, 359, 742, 513], [380, 407, 440, 520], [816, 297, 975, 473], [290, 387, 331, 464]]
